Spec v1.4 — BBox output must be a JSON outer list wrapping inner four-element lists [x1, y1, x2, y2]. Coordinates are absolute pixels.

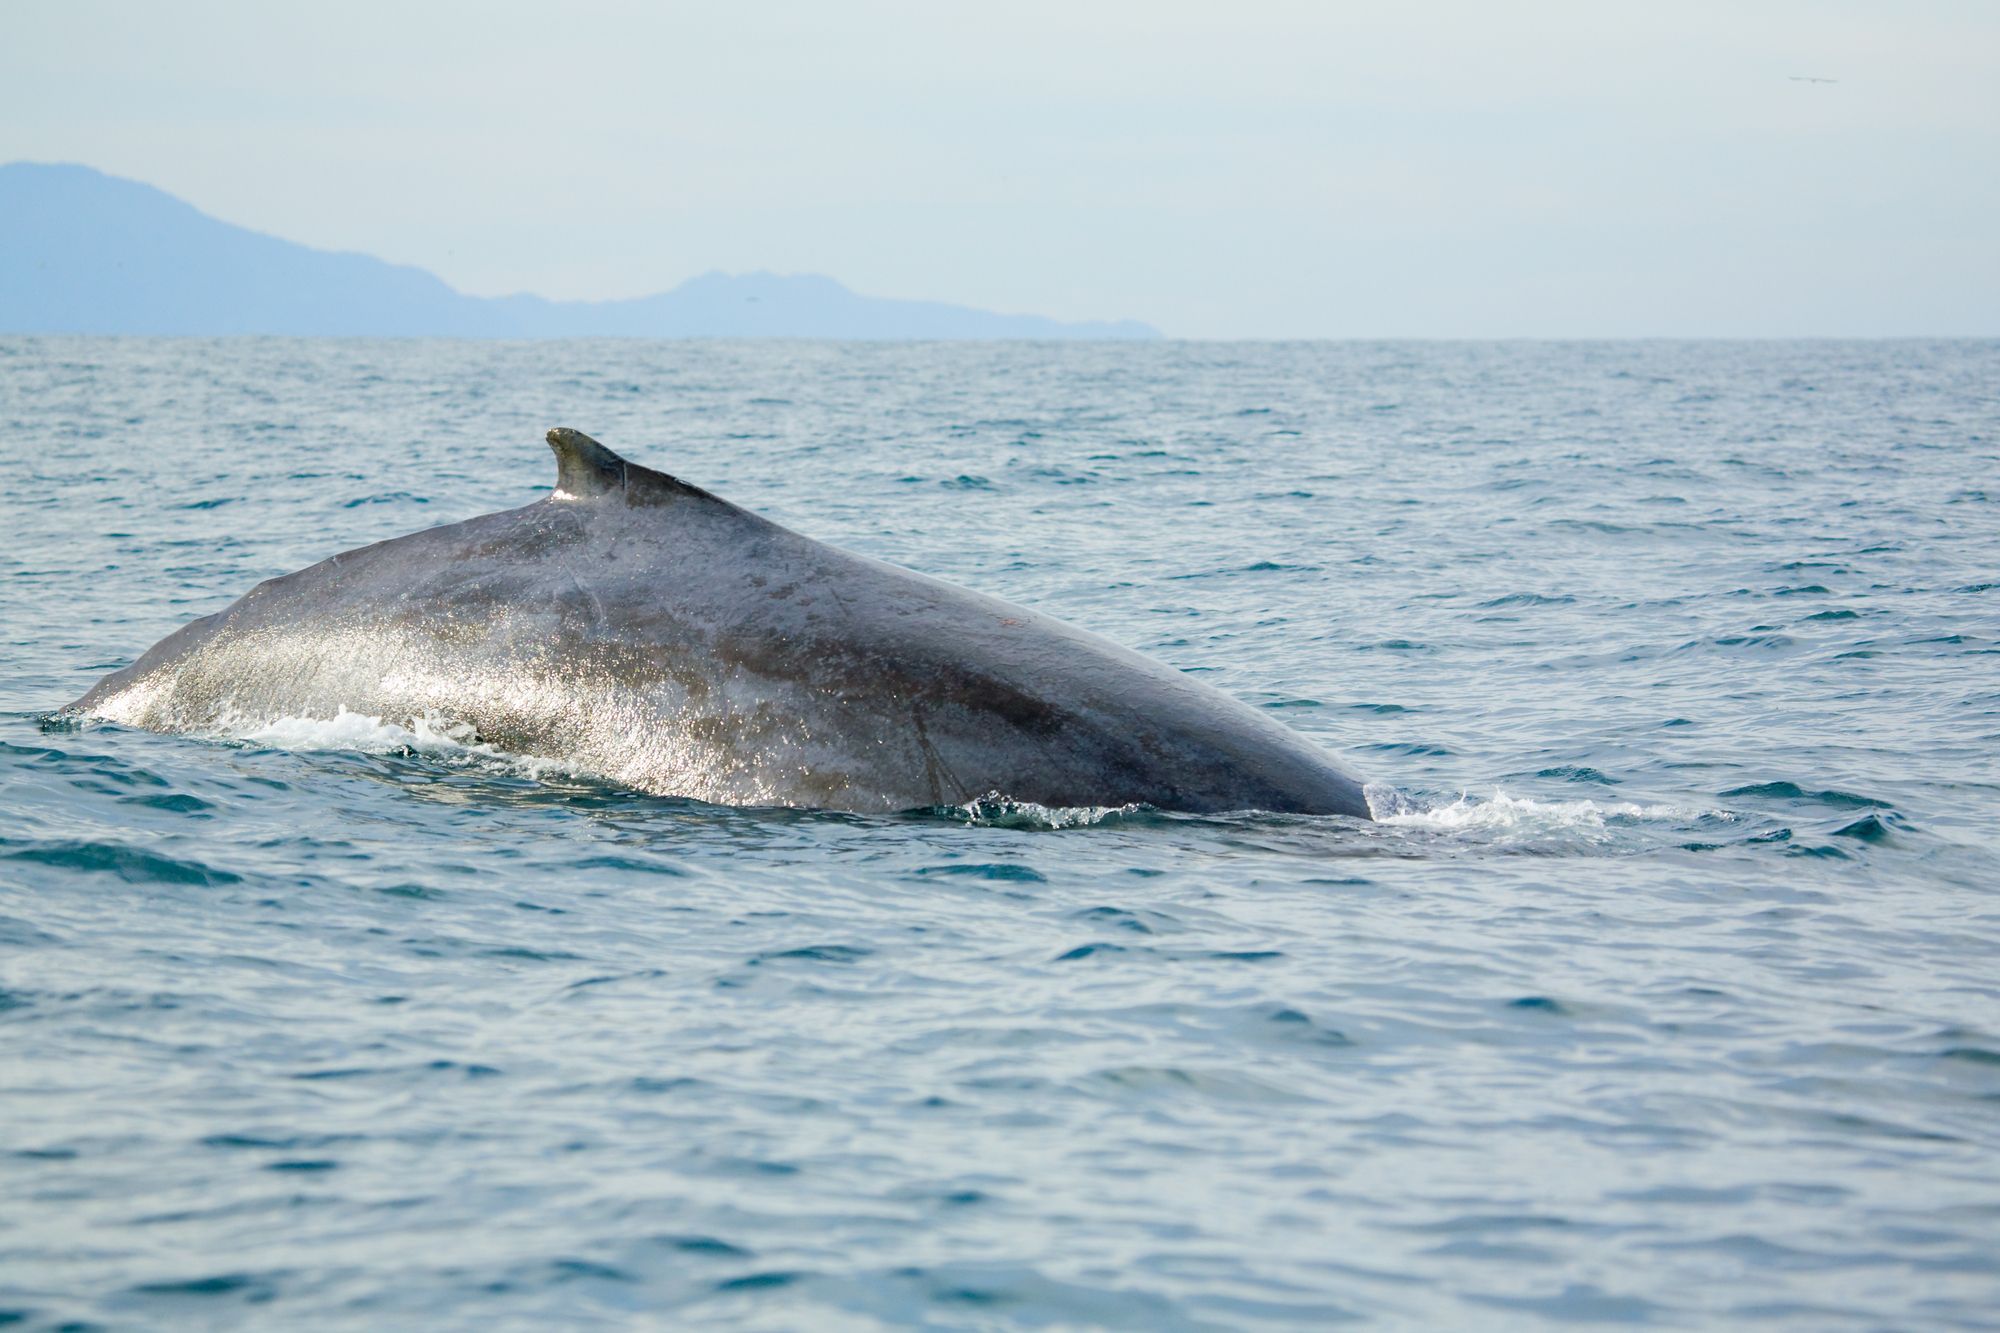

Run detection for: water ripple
[[3, 337, 1998, 1328]]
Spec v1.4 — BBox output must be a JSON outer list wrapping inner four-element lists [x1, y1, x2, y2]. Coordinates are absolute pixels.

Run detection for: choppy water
[[4, 337, 1998, 1329]]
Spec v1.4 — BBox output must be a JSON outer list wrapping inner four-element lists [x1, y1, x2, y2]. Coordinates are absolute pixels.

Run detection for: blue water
[[4, 337, 1998, 1329]]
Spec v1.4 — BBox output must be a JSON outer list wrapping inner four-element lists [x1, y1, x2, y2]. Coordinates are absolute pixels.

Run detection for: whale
[[69, 428, 1372, 818]]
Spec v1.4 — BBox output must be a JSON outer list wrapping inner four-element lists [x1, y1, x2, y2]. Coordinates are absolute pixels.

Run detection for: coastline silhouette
[[0, 163, 1158, 339]]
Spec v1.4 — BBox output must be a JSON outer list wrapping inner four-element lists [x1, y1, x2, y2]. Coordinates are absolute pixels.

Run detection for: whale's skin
[[70, 429, 1372, 818]]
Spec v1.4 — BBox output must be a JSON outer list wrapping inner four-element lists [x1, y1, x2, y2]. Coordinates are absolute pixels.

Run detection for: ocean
[[3, 337, 1997, 1328]]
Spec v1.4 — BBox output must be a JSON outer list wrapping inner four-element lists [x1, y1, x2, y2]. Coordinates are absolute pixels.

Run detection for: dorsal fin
[[547, 427, 628, 497], [544, 427, 723, 507]]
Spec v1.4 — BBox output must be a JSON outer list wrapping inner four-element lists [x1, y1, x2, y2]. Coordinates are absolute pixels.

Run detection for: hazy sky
[[5, 1, 1996, 336]]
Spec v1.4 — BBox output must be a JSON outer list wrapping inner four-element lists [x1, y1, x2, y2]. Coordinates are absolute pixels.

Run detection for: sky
[[4, 0, 1996, 337]]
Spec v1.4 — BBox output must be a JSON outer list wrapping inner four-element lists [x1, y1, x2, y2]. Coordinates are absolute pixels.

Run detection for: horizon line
[[5, 332, 1996, 343]]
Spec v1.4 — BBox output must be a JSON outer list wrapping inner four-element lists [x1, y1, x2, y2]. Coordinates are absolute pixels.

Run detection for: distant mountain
[[0, 163, 1158, 339]]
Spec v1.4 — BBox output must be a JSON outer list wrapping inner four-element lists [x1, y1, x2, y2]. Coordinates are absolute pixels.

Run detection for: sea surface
[[3, 337, 1997, 1330]]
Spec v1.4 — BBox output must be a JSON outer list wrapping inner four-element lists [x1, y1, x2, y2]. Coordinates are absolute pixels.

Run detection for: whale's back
[[72, 430, 1372, 817]]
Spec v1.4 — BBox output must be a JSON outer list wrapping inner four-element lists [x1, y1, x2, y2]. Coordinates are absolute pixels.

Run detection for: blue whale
[[71, 429, 1372, 817]]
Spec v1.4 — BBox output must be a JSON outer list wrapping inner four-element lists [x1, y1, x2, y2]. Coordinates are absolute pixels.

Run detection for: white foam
[[1366, 783, 1724, 837], [946, 791, 1140, 830], [228, 707, 569, 779]]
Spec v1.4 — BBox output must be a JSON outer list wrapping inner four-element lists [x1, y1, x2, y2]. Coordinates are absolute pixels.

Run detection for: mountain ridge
[[0, 162, 1158, 339]]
